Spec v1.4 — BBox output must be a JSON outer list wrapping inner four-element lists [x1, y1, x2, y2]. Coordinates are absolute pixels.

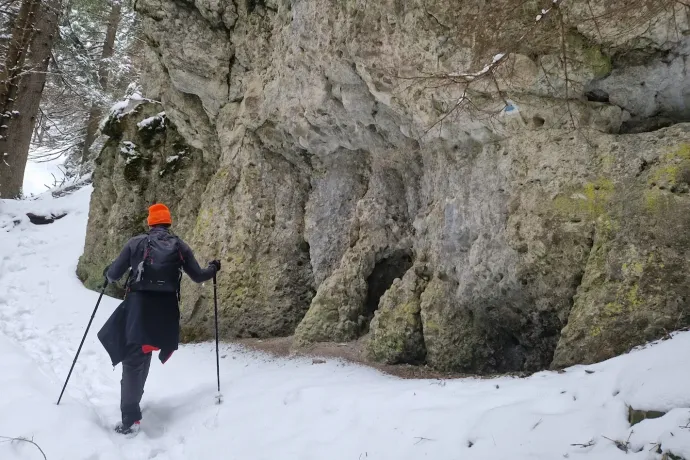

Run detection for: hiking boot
[[115, 420, 140, 437]]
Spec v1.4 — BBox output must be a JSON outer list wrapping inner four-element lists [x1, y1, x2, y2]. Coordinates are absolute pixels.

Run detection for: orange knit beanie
[[147, 203, 172, 226]]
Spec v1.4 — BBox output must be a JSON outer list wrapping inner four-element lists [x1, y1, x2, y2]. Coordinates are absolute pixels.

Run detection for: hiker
[[97, 203, 221, 435]]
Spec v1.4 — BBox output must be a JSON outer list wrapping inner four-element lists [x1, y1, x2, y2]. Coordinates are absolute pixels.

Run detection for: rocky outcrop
[[77, 101, 214, 297], [552, 141, 690, 367], [81, 0, 690, 373]]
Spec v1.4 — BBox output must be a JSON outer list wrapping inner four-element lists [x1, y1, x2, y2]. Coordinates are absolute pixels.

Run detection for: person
[[97, 203, 221, 435]]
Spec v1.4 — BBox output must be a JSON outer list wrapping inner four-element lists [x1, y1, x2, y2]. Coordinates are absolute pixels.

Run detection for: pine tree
[[26, 0, 140, 182], [81, 0, 121, 163]]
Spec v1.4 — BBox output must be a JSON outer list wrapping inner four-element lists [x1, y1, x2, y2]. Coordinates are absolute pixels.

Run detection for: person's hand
[[209, 260, 221, 272], [103, 264, 111, 284]]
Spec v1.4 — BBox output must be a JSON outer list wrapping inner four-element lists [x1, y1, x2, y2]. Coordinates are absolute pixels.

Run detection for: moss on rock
[[294, 251, 371, 345], [553, 141, 690, 368], [552, 178, 615, 221], [366, 268, 427, 364]]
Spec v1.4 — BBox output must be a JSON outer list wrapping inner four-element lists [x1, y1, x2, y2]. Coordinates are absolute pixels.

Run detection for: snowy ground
[[22, 156, 67, 197], [1, 187, 689, 460]]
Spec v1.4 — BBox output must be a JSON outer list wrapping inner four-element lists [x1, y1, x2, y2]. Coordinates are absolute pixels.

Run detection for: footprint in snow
[[283, 388, 301, 405], [6, 262, 27, 273], [148, 448, 167, 459]]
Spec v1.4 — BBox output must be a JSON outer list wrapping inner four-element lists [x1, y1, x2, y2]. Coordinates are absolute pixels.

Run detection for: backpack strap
[[124, 269, 132, 297], [134, 236, 152, 283], [143, 235, 153, 262], [174, 236, 183, 301]]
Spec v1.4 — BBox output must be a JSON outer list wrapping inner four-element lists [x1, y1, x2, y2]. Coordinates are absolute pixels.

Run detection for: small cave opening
[[364, 249, 414, 318]]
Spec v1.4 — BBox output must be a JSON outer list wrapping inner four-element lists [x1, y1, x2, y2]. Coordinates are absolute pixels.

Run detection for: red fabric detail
[[134, 421, 141, 425], [142, 345, 160, 354]]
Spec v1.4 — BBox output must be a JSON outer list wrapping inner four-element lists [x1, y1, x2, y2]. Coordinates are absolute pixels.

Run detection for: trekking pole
[[57, 282, 108, 405], [213, 274, 222, 404]]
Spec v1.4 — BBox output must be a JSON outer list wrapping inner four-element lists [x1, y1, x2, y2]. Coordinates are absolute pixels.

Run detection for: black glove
[[209, 260, 221, 272], [103, 264, 111, 283]]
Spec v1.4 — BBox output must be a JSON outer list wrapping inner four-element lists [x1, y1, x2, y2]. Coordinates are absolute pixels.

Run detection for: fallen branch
[[571, 439, 596, 448], [26, 212, 67, 225], [414, 436, 435, 445], [0, 435, 47, 459], [602, 431, 634, 453]]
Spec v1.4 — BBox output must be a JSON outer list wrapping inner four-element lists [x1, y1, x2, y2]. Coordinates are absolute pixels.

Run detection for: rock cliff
[[79, 0, 690, 373]]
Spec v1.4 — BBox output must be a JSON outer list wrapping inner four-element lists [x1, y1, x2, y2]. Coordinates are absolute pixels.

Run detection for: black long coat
[[97, 291, 180, 366], [98, 226, 216, 365]]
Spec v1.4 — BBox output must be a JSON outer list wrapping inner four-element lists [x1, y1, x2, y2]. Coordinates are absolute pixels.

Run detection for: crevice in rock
[[364, 249, 414, 319], [610, 47, 674, 69], [246, 0, 263, 14], [423, 7, 450, 30], [585, 89, 609, 103], [619, 115, 685, 135], [550, 227, 597, 367], [636, 158, 652, 177], [532, 116, 546, 128], [227, 54, 236, 99]]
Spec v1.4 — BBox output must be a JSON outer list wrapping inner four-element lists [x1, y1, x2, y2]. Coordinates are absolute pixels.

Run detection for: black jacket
[[105, 226, 216, 285], [98, 226, 215, 366]]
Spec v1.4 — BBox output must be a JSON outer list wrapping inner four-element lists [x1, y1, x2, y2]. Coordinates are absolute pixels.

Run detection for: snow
[[1, 188, 690, 460], [22, 156, 67, 197], [165, 155, 179, 163], [103, 86, 159, 130], [120, 141, 138, 165], [137, 112, 166, 130]]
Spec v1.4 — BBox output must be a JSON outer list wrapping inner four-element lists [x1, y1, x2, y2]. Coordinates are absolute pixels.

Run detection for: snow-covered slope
[[0, 188, 689, 460]]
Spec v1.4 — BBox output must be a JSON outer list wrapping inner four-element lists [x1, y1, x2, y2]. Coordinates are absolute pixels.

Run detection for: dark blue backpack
[[129, 232, 184, 293]]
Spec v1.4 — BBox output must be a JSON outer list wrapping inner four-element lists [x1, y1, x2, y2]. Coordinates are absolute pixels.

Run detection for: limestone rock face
[[552, 141, 690, 368], [82, 0, 690, 373]]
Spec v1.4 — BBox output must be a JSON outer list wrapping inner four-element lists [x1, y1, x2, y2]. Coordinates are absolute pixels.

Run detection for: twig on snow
[[414, 436, 435, 445], [0, 435, 47, 459], [531, 418, 543, 431], [602, 431, 634, 453], [571, 439, 596, 448]]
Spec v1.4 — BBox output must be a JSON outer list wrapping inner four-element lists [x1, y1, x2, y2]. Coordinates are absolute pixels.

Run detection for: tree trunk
[[0, 0, 39, 102], [0, 0, 61, 198], [81, 0, 121, 164]]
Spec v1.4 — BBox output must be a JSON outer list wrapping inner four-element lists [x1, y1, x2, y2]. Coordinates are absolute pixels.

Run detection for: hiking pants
[[121, 346, 151, 426]]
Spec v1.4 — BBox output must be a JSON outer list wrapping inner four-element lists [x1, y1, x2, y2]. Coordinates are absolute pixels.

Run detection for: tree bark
[[0, 0, 61, 198], [81, 0, 121, 164], [0, 0, 39, 102]]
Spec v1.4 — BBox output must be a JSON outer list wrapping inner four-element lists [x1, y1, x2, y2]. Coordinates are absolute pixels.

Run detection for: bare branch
[[0, 435, 48, 459]]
